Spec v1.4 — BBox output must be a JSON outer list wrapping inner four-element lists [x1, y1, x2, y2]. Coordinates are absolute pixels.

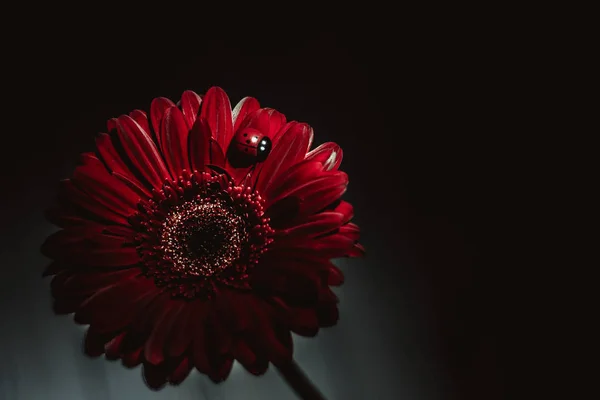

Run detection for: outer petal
[[150, 97, 176, 145], [252, 122, 313, 195], [180, 90, 202, 129], [116, 115, 171, 190], [275, 212, 345, 239], [41, 227, 140, 267], [237, 108, 287, 140], [266, 171, 348, 217], [159, 106, 191, 179], [305, 142, 343, 171], [95, 133, 151, 197], [232, 97, 260, 134], [72, 153, 140, 217], [188, 118, 210, 171], [200, 87, 233, 153]]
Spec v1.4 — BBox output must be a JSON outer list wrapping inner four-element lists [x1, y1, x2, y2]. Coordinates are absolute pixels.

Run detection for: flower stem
[[275, 359, 327, 400]]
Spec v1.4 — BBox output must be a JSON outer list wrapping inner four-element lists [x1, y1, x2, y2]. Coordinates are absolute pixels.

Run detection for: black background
[[1, 14, 510, 400]]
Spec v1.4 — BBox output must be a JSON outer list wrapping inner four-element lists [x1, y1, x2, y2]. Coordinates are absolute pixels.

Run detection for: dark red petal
[[144, 300, 185, 365], [265, 160, 323, 202], [267, 172, 348, 216], [253, 122, 313, 196], [129, 110, 150, 135], [169, 357, 193, 384], [251, 299, 293, 365], [41, 228, 140, 267], [107, 118, 118, 132], [45, 207, 87, 228], [59, 179, 130, 226], [52, 268, 140, 298], [234, 337, 269, 375], [105, 332, 126, 359], [274, 233, 356, 258], [92, 288, 158, 335], [74, 276, 158, 325], [72, 154, 140, 216], [188, 118, 211, 172], [349, 243, 366, 257], [209, 139, 226, 167], [142, 362, 169, 390], [305, 142, 343, 171], [150, 97, 176, 145], [238, 108, 287, 139], [276, 212, 345, 238], [339, 223, 360, 241], [232, 96, 260, 134], [180, 90, 202, 129], [84, 325, 116, 357], [317, 302, 340, 327], [271, 297, 320, 337], [122, 347, 143, 368], [192, 308, 211, 374], [168, 301, 207, 357], [327, 264, 345, 286], [216, 290, 252, 332], [232, 338, 256, 365], [159, 106, 191, 179], [208, 356, 234, 383], [200, 87, 233, 152], [334, 201, 354, 224], [116, 115, 170, 189], [95, 133, 151, 196]]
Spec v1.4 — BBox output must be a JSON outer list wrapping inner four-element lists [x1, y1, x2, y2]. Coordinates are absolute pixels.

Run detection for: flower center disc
[[160, 199, 247, 278], [134, 172, 274, 299]]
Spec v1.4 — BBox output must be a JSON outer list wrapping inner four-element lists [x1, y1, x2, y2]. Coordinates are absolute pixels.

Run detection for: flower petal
[[58, 180, 129, 226], [339, 222, 360, 241], [169, 300, 207, 357], [51, 268, 140, 299], [249, 299, 292, 365], [160, 106, 191, 179], [144, 299, 185, 365], [253, 122, 313, 196], [238, 108, 287, 140], [232, 96, 260, 134], [188, 118, 211, 171], [72, 154, 140, 216], [305, 142, 343, 171], [41, 227, 139, 267], [327, 264, 345, 286], [74, 276, 158, 325], [129, 110, 150, 137], [116, 115, 171, 189], [142, 361, 169, 390], [266, 171, 348, 218], [150, 97, 176, 145], [180, 90, 202, 129], [168, 357, 193, 384], [95, 133, 152, 198], [276, 211, 345, 239], [200, 87, 233, 152]]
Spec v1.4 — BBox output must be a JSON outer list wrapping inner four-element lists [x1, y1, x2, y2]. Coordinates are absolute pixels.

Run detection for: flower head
[[42, 87, 363, 389]]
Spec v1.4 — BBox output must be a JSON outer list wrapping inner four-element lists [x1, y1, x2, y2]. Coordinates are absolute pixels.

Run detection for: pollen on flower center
[[132, 170, 274, 299], [160, 199, 247, 278]]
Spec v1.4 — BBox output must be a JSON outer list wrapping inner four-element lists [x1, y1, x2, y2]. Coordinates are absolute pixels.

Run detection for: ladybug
[[231, 127, 272, 162]]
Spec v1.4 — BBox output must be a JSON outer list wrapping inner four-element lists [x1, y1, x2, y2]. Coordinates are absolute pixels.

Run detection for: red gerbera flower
[[42, 87, 363, 392]]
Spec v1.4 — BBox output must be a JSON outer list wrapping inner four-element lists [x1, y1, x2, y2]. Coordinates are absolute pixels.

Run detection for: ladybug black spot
[[243, 133, 247, 136], [246, 140, 250, 144]]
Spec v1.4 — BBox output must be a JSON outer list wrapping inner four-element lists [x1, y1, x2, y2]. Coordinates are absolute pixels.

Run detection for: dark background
[[1, 16, 509, 400]]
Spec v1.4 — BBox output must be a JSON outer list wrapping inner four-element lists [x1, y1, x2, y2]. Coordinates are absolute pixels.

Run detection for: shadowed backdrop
[[1, 21, 506, 400]]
